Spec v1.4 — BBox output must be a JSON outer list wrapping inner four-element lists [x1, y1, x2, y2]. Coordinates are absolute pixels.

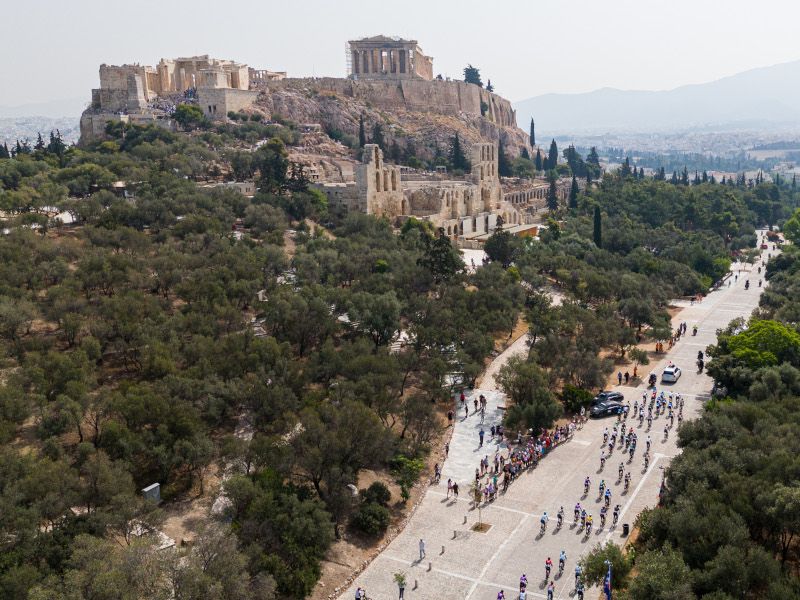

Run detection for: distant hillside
[[515, 60, 800, 134]]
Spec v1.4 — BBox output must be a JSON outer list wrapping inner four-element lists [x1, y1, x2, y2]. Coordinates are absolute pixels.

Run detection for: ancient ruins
[[315, 142, 567, 243], [80, 55, 284, 140], [79, 37, 568, 243], [348, 36, 434, 80]]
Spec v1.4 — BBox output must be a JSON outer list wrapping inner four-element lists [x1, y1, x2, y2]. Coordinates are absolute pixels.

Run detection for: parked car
[[591, 390, 624, 406], [590, 400, 625, 418], [761, 243, 769, 249], [662, 366, 682, 383]]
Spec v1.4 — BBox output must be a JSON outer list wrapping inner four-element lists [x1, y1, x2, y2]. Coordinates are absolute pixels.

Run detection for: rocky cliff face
[[252, 78, 531, 163]]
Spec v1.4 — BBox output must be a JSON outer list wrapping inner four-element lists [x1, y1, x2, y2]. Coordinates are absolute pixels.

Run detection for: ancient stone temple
[[349, 36, 433, 81]]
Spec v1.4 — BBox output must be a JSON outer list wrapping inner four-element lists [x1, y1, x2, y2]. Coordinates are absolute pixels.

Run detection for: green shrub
[[561, 384, 594, 413], [351, 502, 390, 536], [361, 481, 391, 506]]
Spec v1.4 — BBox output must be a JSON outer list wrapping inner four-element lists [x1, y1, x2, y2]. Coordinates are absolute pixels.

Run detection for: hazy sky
[[4, 0, 800, 109]]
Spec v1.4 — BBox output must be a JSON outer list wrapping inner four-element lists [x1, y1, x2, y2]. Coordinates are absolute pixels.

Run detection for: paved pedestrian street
[[343, 245, 772, 600]]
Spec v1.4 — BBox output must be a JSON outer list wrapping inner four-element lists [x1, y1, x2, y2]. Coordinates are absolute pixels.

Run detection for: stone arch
[[447, 225, 452, 236]]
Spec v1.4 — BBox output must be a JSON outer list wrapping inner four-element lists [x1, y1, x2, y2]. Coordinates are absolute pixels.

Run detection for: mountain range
[[514, 59, 800, 135]]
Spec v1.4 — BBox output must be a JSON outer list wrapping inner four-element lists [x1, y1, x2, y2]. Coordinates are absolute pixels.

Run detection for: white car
[[661, 366, 682, 383]]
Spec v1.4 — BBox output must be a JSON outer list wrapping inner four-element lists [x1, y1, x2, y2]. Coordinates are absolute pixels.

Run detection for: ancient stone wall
[[264, 78, 516, 127], [197, 88, 259, 120], [356, 144, 405, 219]]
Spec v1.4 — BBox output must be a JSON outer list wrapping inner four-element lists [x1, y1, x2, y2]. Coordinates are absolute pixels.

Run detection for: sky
[[3, 0, 800, 113]]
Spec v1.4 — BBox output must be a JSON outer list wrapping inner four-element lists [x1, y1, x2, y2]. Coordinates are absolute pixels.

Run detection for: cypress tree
[[529, 118, 536, 146], [546, 172, 559, 212], [449, 134, 469, 171], [486, 79, 494, 93], [593, 205, 602, 248], [371, 122, 385, 150], [0, 143, 9, 159], [569, 175, 579, 209], [548, 139, 558, 170], [681, 166, 689, 185], [521, 147, 530, 160], [497, 139, 512, 177], [793, 174, 797, 190], [534, 149, 543, 171], [358, 113, 366, 148]]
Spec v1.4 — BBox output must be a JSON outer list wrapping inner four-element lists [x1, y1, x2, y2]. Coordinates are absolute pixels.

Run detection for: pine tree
[[0, 143, 9, 159], [529, 118, 536, 146], [497, 139, 512, 177], [486, 79, 494, 93], [593, 205, 602, 248], [371, 122, 385, 151], [569, 175, 579, 209], [670, 171, 679, 185], [548, 139, 558, 170], [463, 64, 483, 87], [546, 172, 559, 212], [47, 130, 66, 157], [358, 113, 366, 148], [534, 149, 543, 171], [34, 133, 45, 151]]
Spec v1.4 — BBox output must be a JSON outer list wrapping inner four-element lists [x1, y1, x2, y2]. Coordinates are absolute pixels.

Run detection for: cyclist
[[545, 557, 552, 579], [580, 509, 587, 528], [604, 487, 612, 507], [598, 479, 605, 497], [557, 506, 564, 528], [600, 505, 607, 527], [584, 476, 590, 495], [546, 581, 555, 600], [519, 573, 528, 589], [576, 580, 585, 599], [574, 502, 581, 524], [613, 504, 621, 526], [559, 550, 567, 574], [355, 587, 365, 599], [624, 472, 631, 492], [586, 514, 593, 534], [618, 462, 624, 480], [540, 512, 548, 534]]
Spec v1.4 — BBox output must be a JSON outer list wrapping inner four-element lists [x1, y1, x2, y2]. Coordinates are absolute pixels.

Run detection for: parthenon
[[349, 36, 434, 81]]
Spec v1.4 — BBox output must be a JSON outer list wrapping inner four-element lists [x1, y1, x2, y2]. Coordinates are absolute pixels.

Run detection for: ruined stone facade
[[81, 55, 268, 143], [349, 36, 433, 81], [316, 141, 543, 243]]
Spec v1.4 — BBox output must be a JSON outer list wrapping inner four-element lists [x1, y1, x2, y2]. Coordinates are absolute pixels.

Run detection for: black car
[[591, 391, 624, 407], [590, 400, 625, 418]]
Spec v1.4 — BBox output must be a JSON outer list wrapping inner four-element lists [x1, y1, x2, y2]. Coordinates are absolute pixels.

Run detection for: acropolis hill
[[80, 36, 563, 242], [80, 36, 522, 156]]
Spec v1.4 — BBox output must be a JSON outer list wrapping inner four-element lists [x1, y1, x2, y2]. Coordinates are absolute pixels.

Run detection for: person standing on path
[[617, 371, 623, 385], [479, 428, 485, 447], [419, 538, 426, 560]]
